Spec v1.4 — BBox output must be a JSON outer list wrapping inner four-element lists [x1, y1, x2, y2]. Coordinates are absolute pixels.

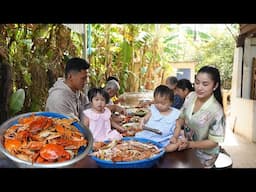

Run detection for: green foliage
[[121, 40, 132, 64], [1, 24, 81, 115], [9, 88, 25, 116], [134, 31, 152, 48], [2, 24, 237, 116], [193, 27, 237, 89]]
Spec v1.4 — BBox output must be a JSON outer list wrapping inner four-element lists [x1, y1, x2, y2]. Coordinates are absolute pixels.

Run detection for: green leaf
[[121, 40, 132, 64], [198, 32, 212, 40], [163, 35, 179, 43], [9, 88, 25, 115]]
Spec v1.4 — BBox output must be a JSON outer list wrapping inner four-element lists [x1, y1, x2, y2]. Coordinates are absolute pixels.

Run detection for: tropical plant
[[0, 24, 82, 123], [192, 25, 237, 89], [9, 88, 25, 116]]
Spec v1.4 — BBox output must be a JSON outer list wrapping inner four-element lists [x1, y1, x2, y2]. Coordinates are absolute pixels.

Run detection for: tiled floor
[[221, 116, 256, 168]]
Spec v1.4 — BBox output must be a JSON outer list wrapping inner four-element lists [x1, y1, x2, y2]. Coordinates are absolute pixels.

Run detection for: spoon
[[142, 125, 162, 135]]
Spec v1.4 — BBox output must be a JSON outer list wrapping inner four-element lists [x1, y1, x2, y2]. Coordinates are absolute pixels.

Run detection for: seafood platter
[[90, 137, 164, 168], [0, 112, 93, 168]]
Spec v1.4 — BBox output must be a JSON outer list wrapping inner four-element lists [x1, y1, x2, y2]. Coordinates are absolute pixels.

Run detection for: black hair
[[106, 76, 119, 82], [65, 57, 90, 77], [87, 87, 110, 104], [166, 76, 178, 85], [153, 85, 174, 103], [197, 66, 223, 107], [176, 79, 194, 92]]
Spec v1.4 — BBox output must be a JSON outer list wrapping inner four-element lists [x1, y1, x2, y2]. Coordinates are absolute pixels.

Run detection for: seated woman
[[165, 76, 184, 109], [165, 66, 226, 168], [175, 78, 194, 103], [106, 76, 120, 104], [103, 79, 127, 132]]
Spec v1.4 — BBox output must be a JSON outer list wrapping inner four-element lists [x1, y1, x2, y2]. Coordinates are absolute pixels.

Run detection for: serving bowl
[[0, 112, 93, 168], [90, 137, 164, 168]]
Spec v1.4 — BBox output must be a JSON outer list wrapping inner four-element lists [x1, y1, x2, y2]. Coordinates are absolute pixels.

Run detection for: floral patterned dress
[[180, 92, 226, 168]]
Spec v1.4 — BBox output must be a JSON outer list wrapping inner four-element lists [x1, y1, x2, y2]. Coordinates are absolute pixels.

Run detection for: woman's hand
[[177, 138, 189, 151]]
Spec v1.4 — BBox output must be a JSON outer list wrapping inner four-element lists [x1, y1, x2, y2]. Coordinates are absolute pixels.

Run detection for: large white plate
[[214, 152, 232, 168]]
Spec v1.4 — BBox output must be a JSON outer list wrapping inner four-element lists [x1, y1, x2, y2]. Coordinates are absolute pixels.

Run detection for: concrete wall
[[231, 38, 256, 142], [230, 98, 256, 141], [242, 38, 256, 99]]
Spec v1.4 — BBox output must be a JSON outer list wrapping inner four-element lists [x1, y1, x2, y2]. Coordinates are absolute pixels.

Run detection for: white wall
[[231, 38, 256, 142], [242, 38, 256, 98], [230, 98, 256, 141]]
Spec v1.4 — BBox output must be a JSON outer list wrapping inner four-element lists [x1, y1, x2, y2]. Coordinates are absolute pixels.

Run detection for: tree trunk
[[0, 61, 12, 124]]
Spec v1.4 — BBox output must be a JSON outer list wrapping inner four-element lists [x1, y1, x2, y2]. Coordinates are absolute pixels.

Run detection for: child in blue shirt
[[135, 85, 181, 148]]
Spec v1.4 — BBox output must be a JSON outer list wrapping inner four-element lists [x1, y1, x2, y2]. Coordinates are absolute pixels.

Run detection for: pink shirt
[[83, 107, 122, 142]]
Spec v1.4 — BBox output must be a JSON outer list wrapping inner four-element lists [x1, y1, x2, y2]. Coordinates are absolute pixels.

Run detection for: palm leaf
[[9, 88, 25, 115]]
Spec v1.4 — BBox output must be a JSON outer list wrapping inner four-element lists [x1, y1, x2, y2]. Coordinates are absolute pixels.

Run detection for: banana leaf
[[9, 88, 25, 115]]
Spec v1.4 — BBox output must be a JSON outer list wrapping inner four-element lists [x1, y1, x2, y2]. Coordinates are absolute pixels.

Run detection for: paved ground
[[221, 115, 256, 168]]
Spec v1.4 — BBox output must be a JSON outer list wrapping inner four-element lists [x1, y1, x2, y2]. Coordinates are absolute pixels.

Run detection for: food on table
[[121, 123, 142, 136], [129, 116, 140, 123], [90, 139, 162, 162], [3, 114, 87, 164], [134, 109, 148, 117]]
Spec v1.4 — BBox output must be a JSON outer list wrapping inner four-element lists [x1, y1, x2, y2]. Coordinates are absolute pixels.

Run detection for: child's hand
[[170, 136, 178, 144], [116, 126, 125, 133], [138, 117, 145, 129]]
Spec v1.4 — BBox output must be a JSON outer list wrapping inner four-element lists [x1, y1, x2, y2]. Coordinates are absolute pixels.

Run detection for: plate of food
[[90, 137, 165, 168], [0, 112, 93, 168], [134, 108, 148, 117], [122, 122, 142, 137]]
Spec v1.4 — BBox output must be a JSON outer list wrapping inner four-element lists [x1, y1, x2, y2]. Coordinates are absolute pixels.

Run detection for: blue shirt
[[135, 104, 180, 147], [172, 94, 184, 109]]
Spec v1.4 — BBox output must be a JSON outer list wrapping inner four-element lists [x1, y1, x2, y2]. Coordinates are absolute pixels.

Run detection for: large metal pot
[[0, 112, 93, 168]]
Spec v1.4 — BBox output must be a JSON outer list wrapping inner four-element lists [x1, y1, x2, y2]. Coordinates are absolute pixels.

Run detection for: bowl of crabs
[[0, 112, 93, 168], [90, 137, 165, 168]]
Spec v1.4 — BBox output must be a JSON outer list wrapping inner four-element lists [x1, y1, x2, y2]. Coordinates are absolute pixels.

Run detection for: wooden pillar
[[251, 57, 256, 99]]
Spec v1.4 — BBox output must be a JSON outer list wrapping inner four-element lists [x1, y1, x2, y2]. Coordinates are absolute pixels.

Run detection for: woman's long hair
[[198, 66, 223, 108]]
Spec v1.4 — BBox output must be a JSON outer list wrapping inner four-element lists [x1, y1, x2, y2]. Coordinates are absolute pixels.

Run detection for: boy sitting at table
[[135, 85, 183, 151]]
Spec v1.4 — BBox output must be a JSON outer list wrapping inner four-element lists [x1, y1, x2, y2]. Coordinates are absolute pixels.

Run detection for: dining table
[[0, 148, 203, 168], [0, 92, 204, 168], [71, 148, 203, 168]]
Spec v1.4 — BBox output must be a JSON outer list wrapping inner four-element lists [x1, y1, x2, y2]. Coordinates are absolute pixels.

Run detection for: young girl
[[83, 87, 123, 142], [135, 85, 181, 148]]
